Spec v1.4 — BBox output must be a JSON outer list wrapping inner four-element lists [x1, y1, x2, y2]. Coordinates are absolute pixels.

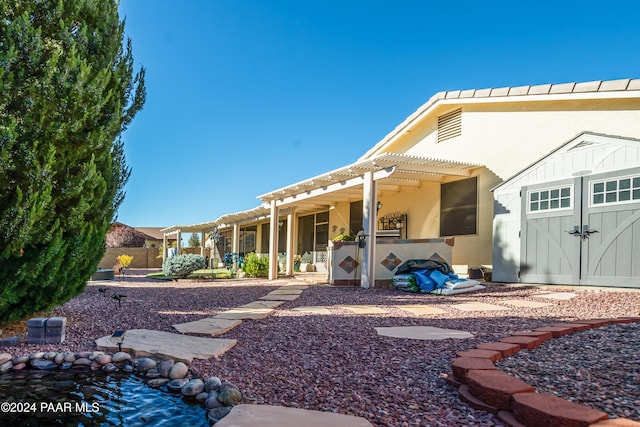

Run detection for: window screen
[[440, 177, 477, 236]]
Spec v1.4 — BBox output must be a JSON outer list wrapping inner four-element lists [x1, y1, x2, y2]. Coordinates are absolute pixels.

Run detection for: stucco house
[[163, 78, 640, 288]]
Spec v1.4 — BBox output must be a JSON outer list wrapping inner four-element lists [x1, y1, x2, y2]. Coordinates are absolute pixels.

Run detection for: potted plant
[[293, 254, 302, 272]]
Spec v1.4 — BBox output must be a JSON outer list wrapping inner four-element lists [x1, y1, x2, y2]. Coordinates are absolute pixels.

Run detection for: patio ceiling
[[256, 153, 482, 214]]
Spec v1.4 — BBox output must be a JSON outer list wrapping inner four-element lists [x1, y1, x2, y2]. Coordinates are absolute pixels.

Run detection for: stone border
[[447, 317, 640, 427], [0, 350, 242, 425]]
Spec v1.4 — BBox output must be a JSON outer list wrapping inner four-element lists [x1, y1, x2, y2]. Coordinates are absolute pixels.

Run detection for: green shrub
[[243, 252, 270, 277], [162, 254, 206, 278], [332, 234, 355, 241]]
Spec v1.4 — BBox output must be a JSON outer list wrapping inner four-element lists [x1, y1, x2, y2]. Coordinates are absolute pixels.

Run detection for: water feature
[[0, 370, 208, 426]]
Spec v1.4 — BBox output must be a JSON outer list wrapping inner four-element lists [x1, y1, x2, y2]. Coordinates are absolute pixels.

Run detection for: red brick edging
[[447, 317, 640, 427]]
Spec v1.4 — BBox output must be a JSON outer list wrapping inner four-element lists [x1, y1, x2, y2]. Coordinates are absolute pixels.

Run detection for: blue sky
[[116, 0, 640, 227]]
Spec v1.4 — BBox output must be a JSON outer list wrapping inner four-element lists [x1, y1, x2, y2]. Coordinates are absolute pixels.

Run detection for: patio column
[[176, 230, 182, 256], [232, 223, 240, 270], [200, 231, 206, 257], [268, 200, 279, 280], [285, 208, 297, 275], [361, 171, 377, 289], [162, 233, 167, 263]]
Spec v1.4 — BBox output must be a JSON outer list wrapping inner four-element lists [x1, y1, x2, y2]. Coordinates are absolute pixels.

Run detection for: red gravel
[[6, 269, 639, 427]]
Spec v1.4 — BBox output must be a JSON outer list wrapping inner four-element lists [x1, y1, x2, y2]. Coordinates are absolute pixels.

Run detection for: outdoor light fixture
[[376, 201, 383, 212], [112, 293, 126, 309], [98, 287, 109, 297], [110, 330, 126, 352]]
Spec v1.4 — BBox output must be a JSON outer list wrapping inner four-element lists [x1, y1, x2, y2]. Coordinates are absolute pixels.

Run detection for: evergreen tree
[[188, 233, 201, 248], [0, 0, 146, 321]]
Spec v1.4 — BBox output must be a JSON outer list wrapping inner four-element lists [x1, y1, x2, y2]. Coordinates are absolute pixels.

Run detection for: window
[[440, 177, 477, 236], [437, 108, 461, 143], [591, 175, 640, 206], [528, 186, 572, 213]]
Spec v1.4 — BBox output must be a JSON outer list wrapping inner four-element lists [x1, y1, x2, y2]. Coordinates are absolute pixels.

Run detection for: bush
[[332, 234, 355, 241], [243, 252, 270, 277], [162, 254, 206, 278]]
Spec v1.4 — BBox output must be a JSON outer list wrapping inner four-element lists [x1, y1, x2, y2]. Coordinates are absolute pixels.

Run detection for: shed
[[492, 132, 640, 287]]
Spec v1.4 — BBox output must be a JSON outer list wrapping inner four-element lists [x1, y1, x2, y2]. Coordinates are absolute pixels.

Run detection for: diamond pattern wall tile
[[339, 256, 358, 274], [381, 252, 402, 271]]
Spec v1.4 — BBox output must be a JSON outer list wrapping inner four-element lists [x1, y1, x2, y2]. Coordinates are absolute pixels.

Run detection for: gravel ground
[[497, 322, 640, 421], [4, 269, 640, 426]]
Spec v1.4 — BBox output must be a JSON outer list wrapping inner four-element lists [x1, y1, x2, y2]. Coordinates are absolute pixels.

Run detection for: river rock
[[30, 359, 58, 370], [112, 352, 131, 363], [54, 353, 65, 364], [207, 407, 232, 424], [166, 378, 188, 392], [73, 358, 92, 366], [61, 362, 73, 370], [205, 376, 222, 392], [158, 359, 174, 377], [147, 378, 170, 388], [64, 352, 76, 363], [13, 355, 29, 364], [169, 362, 188, 379], [89, 351, 103, 360], [0, 353, 12, 364], [145, 368, 161, 378], [135, 357, 157, 371], [29, 352, 46, 360], [76, 352, 91, 359], [0, 361, 13, 373], [217, 383, 242, 406], [181, 379, 205, 397], [102, 363, 118, 373], [95, 354, 112, 365], [195, 392, 208, 403], [122, 365, 134, 373], [205, 392, 223, 409], [44, 352, 57, 361], [13, 363, 26, 370], [90, 361, 102, 371]]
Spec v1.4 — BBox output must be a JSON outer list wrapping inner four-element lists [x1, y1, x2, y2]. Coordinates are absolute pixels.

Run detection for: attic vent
[[437, 108, 462, 143]]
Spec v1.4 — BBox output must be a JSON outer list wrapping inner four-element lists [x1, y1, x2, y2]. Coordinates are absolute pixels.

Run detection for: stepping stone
[[501, 299, 552, 308], [395, 305, 447, 316], [534, 292, 577, 300], [215, 404, 373, 427], [375, 326, 473, 340], [242, 300, 286, 309], [269, 289, 304, 295], [172, 318, 241, 337], [259, 293, 300, 301], [215, 307, 275, 320], [95, 329, 236, 364], [450, 302, 508, 312], [292, 306, 332, 315], [340, 305, 388, 315]]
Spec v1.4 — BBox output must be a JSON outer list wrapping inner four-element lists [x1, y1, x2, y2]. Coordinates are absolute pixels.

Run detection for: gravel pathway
[[497, 322, 640, 421], [4, 270, 639, 426]]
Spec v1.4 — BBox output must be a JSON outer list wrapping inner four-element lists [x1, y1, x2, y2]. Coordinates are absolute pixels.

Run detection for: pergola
[[163, 153, 480, 286]]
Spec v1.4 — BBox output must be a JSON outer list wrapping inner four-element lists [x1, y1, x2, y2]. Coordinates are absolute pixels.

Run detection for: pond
[[0, 370, 208, 426]]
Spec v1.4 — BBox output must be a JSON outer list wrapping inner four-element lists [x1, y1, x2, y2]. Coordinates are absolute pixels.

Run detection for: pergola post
[[268, 200, 279, 280], [163, 233, 167, 263], [176, 230, 182, 256], [232, 223, 240, 270], [200, 231, 205, 257], [285, 208, 297, 275], [361, 171, 377, 288]]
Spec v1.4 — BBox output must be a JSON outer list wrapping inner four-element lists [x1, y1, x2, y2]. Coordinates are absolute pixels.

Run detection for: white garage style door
[[520, 168, 640, 287]]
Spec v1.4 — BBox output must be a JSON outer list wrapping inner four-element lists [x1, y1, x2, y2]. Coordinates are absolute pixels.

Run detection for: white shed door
[[520, 168, 640, 288]]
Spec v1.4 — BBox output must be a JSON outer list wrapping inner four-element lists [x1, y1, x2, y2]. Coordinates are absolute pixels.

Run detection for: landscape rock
[[135, 357, 157, 371], [169, 362, 188, 379], [217, 382, 242, 405], [147, 378, 170, 388], [167, 378, 189, 392], [95, 354, 112, 365], [158, 359, 174, 377], [207, 407, 231, 424], [181, 379, 205, 397], [205, 376, 222, 392], [205, 392, 223, 409], [112, 352, 131, 363], [0, 353, 12, 364]]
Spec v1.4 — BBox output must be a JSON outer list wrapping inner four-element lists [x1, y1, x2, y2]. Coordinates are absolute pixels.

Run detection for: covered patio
[[163, 153, 481, 287]]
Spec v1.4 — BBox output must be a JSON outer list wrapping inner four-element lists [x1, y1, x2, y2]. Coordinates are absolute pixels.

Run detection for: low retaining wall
[[328, 238, 454, 286]]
